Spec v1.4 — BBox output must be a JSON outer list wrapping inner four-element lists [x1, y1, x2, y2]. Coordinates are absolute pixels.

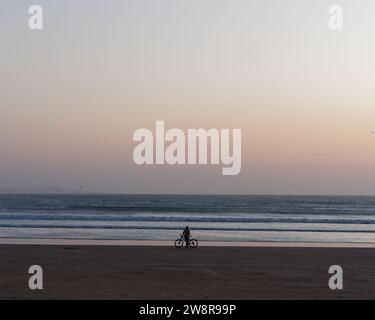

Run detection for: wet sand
[[0, 245, 374, 300]]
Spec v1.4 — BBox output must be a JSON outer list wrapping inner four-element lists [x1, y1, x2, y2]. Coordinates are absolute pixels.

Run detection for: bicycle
[[175, 234, 199, 248]]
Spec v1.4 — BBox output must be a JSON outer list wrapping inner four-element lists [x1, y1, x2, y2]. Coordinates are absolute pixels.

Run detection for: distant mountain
[[0, 187, 76, 194]]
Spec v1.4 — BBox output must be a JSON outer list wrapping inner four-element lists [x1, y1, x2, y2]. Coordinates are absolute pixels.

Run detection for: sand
[[0, 244, 374, 300]]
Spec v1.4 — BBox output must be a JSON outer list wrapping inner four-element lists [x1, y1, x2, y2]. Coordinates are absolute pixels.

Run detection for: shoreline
[[0, 238, 375, 248]]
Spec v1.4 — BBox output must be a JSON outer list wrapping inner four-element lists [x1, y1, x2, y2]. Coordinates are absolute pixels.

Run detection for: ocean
[[1, 194, 375, 243]]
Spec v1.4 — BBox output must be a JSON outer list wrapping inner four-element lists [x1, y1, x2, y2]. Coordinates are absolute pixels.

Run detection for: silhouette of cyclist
[[182, 226, 191, 248]]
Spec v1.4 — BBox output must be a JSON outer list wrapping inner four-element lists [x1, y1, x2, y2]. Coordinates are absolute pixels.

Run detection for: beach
[[0, 243, 374, 300]]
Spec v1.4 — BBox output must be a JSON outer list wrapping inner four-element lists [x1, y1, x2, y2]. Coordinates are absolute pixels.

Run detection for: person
[[182, 226, 191, 248]]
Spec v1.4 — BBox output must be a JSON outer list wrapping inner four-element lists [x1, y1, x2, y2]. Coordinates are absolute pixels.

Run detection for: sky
[[1, 0, 375, 194]]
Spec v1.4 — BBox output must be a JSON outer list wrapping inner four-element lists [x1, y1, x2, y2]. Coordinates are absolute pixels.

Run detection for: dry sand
[[0, 244, 374, 300]]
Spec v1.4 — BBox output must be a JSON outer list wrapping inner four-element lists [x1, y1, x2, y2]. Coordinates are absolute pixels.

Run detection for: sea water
[[1, 194, 375, 243]]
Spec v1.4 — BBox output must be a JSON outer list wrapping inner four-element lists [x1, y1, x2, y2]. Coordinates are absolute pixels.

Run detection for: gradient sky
[[1, 0, 375, 194]]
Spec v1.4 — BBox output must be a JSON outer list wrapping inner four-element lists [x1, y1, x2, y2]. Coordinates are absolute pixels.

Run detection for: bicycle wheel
[[189, 239, 198, 248], [175, 239, 184, 248]]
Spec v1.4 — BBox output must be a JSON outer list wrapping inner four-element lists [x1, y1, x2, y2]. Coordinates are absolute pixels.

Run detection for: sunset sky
[[1, 0, 375, 194]]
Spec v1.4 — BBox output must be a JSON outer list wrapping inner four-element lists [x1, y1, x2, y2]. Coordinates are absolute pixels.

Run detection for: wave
[[2, 195, 375, 216], [1, 223, 375, 233], [1, 213, 375, 225], [2, 195, 375, 242]]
